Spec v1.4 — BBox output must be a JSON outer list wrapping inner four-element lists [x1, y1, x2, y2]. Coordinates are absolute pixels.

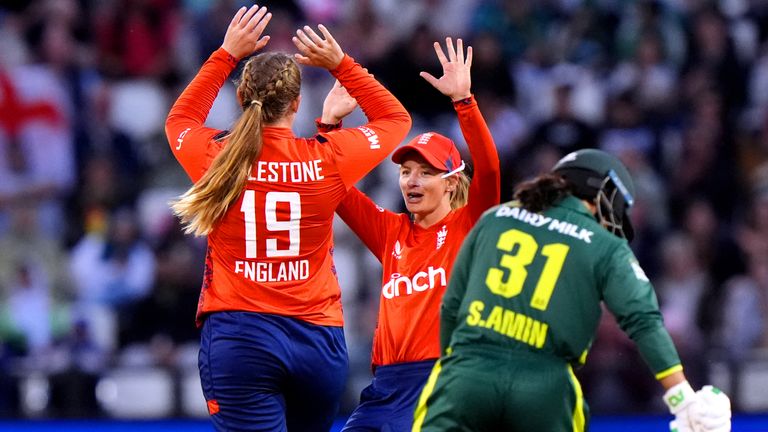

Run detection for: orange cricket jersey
[[165, 48, 410, 327], [337, 96, 500, 365]]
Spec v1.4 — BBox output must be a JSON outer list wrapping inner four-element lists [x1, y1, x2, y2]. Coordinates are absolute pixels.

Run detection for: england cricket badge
[[436, 225, 447, 250], [392, 240, 402, 260]]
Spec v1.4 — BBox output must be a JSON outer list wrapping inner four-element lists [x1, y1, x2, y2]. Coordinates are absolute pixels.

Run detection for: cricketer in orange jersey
[[167, 32, 410, 328], [165, 5, 410, 431], [324, 38, 501, 431]]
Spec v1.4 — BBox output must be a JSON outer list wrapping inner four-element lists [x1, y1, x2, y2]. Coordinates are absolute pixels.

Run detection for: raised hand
[[420, 37, 472, 102], [292, 24, 344, 70], [321, 80, 357, 125], [221, 5, 272, 60]]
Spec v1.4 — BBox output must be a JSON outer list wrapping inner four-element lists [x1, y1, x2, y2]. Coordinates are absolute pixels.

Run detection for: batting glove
[[689, 385, 731, 432], [665, 381, 698, 432]]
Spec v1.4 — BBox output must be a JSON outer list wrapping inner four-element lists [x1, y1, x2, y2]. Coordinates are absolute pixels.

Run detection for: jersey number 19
[[241, 190, 301, 258]]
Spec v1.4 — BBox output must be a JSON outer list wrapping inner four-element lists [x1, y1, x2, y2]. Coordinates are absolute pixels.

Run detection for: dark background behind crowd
[[1, 0, 767, 421]]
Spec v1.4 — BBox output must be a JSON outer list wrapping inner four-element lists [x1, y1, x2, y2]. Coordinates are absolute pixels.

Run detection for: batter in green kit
[[413, 149, 732, 432]]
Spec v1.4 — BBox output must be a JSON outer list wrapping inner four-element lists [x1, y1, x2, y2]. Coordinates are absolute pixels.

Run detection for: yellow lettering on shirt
[[466, 301, 484, 326], [466, 301, 548, 349]]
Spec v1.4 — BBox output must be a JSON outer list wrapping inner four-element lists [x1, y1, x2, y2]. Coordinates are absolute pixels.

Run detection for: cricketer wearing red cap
[[324, 37, 501, 431], [391, 132, 466, 177]]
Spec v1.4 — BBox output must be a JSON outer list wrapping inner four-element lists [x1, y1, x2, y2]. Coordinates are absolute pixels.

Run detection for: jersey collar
[[412, 209, 458, 232], [554, 195, 596, 220], [262, 126, 295, 139]]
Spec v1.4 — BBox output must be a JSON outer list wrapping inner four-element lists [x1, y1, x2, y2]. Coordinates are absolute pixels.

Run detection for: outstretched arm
[[166, 5, 272, 181], [293, 24, 411, 189], [421, 38, 500, 221], [337, 187, 398, 262], [420, 37, 472, 102], [454, 97, 500, 223]]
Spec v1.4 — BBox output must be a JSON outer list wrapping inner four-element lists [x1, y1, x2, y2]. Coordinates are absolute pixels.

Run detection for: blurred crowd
[[1, 0, 767, 420]]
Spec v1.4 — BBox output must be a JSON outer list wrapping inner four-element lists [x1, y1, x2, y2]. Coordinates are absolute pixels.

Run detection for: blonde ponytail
[[172, 103, 264, 235], [172, 53, 301, 236]]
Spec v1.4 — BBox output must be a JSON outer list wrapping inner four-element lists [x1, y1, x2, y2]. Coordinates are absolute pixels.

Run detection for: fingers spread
[[433, 42, 448, 65], [294, 53, 311, 65], [241, 5, 260, 27], [303, 25, 325, 45], [292, 36, 310, 54], [252, 11, 272, 35], [446, 37, 457, 62], [419, 71, 439, 87], [456, 38, 464, 63], [295, 29, 316, 51], [254, 35, 270, 51], [231, 6, 247, 27], [246, 6, 268, 32], [465, 46, 473, 68], [318, 24, 335, 43]]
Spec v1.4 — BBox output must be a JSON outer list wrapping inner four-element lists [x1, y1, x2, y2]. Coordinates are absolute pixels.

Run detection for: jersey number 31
[[486, 229, 569, 311], [241, 190, 301, 258]]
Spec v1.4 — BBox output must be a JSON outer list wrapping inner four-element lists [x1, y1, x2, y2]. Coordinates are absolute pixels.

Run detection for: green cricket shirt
[[442, 196, 681, 379]]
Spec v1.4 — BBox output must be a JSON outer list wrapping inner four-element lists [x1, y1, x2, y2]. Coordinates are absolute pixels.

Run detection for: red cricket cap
[[391, 132, 464, 174]]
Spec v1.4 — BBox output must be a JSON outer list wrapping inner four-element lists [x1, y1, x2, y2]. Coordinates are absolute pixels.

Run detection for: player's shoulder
[[479, 199, 521, 219], [299, 134, 339, 161]]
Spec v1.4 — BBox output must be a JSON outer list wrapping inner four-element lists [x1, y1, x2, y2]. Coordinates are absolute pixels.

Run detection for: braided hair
[[172, 53, 301, 236]]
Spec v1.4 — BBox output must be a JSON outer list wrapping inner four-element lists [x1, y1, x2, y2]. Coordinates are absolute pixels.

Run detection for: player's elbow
[[165, 113, 192, 150], [388, 112, 413, 146], [399, 110, 413, 131]]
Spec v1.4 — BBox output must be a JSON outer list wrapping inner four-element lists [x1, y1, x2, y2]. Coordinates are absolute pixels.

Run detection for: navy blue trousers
[[343, 360, 436, 432], [199, 311, 348, 431]]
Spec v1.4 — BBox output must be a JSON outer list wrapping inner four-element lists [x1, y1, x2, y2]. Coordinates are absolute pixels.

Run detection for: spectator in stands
[[93, 0, 180, 80], [69, 207, 156, 352], [527, 81, 597, 157]]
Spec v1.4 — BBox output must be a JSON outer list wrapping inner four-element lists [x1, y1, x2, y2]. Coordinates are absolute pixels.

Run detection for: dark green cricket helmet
[[552, 149, 636, 242]]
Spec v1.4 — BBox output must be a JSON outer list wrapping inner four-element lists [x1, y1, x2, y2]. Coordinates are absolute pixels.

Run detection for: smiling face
[[399, 152, 456, 226]]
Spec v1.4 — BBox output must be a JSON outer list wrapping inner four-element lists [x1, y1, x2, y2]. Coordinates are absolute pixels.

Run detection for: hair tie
[[245, 99, 262, 109]]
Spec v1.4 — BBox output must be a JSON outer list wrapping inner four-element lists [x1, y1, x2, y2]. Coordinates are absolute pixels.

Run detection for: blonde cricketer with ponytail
[[165, 4, 410, 431]]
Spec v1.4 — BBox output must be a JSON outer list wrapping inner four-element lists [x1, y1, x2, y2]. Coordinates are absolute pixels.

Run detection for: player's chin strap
[[441, 160, 466, 178]]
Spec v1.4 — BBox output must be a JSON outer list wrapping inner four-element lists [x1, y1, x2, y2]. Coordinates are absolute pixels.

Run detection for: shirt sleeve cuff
[[452, 95, 476, 110], [315, 117, 343, 132], [214, 47, 240, 68], [330, 54, 357, 76]]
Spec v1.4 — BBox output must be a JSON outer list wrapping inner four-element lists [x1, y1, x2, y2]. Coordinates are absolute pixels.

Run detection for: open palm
[[221, 5, 272, 60], [420, 37, 472, 102]]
